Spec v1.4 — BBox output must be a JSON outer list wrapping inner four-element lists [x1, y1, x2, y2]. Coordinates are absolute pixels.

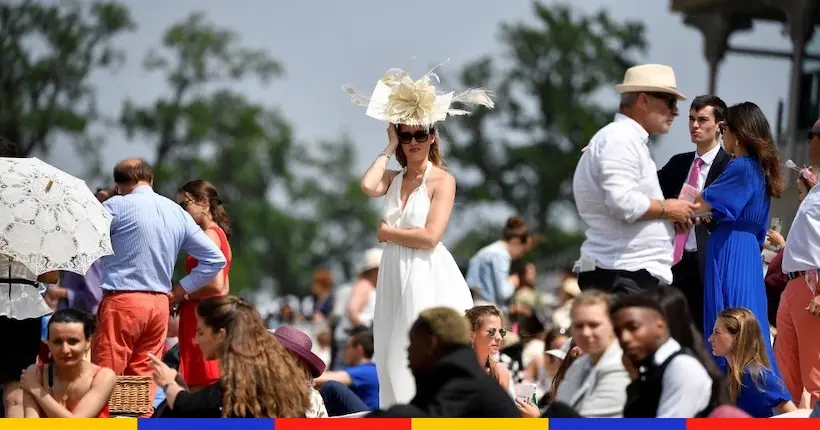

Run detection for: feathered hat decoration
[[342, 59, 494, 128], [785, 159, 818, 187]]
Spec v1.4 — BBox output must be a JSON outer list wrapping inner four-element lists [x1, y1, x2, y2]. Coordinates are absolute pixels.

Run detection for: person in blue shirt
[[708, 307, 796, 417], [315, 329, 379, 410]]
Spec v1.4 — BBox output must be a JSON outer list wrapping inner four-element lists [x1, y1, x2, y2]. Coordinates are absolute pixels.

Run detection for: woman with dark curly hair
[[694, 101, 784, 371], [148, 295, 311, 417]]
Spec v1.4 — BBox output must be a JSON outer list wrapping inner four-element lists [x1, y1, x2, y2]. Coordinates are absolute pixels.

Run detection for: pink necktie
[[673, 157, 704, 264]]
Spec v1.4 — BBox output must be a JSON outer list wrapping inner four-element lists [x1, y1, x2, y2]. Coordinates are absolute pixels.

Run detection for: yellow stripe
[[2, 418, 137, 430], [412, 418, 548, 430]]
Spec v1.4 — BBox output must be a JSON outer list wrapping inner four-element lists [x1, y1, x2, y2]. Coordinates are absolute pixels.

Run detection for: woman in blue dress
[[709, 308, 795, 417], [695, 101, 785, 369]]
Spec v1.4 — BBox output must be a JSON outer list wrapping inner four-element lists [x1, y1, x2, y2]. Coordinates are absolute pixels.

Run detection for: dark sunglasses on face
[[487, 327, 507, 338], [398, 129, 434, 144], [647, 92, 677, 110]]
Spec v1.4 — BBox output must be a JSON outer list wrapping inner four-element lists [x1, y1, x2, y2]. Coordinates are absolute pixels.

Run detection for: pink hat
[[270, 325, 326, 378]]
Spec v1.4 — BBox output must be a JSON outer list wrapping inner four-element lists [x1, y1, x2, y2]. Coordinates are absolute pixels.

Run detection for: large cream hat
[[343, 60, 494, 128], [358, 247, 383, 275], [615, 64, 686, 101]]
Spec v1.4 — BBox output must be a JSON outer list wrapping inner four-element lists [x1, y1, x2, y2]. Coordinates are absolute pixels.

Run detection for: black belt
[[787, 271, 805, 280]]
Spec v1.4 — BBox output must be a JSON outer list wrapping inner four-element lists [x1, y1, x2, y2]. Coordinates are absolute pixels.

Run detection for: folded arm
[[26, 366, 116, 418], [380, 173, 456, 249]]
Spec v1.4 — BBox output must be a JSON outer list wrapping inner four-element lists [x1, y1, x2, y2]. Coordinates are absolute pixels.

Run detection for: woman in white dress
[[350, 63, 494, 407]]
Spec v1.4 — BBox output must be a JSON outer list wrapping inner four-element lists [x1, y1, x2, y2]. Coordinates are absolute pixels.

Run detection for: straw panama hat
[[615, 64, 686, 101]]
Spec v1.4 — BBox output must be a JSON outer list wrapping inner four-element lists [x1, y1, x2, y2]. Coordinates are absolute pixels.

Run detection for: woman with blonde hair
[[149, 295, 311, 417], [351, 63, 492, 407], [709, 308, 795, 417], [465, 305, 512, 393]]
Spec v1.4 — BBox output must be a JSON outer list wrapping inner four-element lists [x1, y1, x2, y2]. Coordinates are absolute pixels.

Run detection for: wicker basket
[[108, 375, 152, 416]]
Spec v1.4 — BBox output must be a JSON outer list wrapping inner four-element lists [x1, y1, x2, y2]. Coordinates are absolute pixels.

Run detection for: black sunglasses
[[397, 129, 434, 144], [487, 327, 507, 338], [646, 92, 677, 110], [809, 130, 819, 141]]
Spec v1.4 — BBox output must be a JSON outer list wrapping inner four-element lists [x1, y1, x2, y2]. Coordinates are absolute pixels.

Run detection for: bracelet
[[379, 152, 392, 161], [659, 200, 666, 219]]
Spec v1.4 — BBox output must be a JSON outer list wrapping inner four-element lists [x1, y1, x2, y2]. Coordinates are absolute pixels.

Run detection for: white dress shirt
[[684, 145, 720, 251], [782, 184, 820, 272], [573, 113, 675, 284], [652, 338, 712, 417]]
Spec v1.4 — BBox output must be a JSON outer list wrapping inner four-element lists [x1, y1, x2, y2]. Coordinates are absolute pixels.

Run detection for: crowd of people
[[0, 59, 819, 420]]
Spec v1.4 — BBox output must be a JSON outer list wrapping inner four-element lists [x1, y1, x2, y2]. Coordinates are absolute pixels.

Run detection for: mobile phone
[[516, 382, 538, 404], [691, 211, 712, 219], [770, 217, 782, 233]]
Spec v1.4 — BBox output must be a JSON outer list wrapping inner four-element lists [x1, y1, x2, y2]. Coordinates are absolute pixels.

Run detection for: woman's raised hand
[[386, 123, 399, 152]]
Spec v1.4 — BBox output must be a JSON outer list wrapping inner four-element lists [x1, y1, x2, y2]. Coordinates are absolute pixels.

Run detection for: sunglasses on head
[[646, 92, 677, 110], [397, 128, 434, 144], [487, 327, 507, 338]]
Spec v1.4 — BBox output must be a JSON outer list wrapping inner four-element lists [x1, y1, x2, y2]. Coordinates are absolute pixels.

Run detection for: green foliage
[[0, 0, 133, 171], [119, 12, 378, 295], [445, 2, 647, 268]]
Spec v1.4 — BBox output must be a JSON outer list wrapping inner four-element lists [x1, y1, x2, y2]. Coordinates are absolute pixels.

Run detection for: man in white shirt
[[657, 95, 731, 332], [775, 178, 820, 407], [573, 64, 696, 295]]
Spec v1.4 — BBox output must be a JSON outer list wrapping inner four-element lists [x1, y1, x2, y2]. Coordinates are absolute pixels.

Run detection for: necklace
[[52, 366, 84, 406]]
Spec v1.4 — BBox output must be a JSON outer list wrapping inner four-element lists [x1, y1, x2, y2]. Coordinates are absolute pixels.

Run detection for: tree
[[119, 13, 380, 296], [445, 3, 647, 267], [119, 12, 303, 295], [0, 0, 133, 172], [291, 139, 381, 280]]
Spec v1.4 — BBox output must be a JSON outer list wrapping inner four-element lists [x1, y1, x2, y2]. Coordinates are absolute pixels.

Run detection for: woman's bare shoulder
[[429, 165, 456, 187]]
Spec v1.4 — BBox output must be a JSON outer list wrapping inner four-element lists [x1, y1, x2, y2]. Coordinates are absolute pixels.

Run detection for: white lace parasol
[[0, 157, 113, 275]]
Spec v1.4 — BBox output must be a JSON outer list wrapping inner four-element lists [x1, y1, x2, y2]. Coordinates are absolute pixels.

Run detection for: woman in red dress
[[176, 179, 232, 391]]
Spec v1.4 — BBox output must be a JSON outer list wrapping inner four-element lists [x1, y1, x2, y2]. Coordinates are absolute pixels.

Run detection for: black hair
[[690, 95, 727, 124], [610, 293, 665, 320], [350, 331, 374, 359], [48, 308, 96, 340]]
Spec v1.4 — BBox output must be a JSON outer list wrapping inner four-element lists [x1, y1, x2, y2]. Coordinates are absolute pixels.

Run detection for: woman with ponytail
[[176, 179, 233, 391]]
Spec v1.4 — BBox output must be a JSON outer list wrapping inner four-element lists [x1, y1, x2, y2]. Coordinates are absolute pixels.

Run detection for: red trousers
[[774, 276, 820, 408], [92, 291, 169, 417]]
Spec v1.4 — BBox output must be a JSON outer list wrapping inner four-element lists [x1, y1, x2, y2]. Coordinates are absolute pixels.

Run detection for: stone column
[[763, 0, 817, 165], [683, 13, 748, 95]]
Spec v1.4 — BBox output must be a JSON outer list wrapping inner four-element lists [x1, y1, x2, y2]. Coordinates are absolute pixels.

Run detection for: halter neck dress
[[372, 161, 474, 408]]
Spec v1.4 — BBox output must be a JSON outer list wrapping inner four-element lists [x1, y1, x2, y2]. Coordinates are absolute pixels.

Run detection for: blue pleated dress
[[701, 156, 780, 374]]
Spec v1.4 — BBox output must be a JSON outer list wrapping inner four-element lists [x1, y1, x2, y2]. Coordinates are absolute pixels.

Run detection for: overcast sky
[[42, 0, 797, 179]]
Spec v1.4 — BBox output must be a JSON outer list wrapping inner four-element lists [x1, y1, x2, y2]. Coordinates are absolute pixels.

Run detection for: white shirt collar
[[653, 337, 682, 365], [694, 145, 720, 166], [614, 113, 649, 143]]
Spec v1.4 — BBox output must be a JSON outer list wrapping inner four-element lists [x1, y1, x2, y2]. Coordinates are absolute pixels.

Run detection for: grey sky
[[50, 0, 792, 193]]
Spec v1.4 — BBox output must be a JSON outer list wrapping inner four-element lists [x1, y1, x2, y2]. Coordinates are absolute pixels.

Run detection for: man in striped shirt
[[92, 158, 225, 415]]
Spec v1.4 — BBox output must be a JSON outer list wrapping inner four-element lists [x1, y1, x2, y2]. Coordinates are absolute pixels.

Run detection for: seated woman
[[709, 308, 796, 417], [465, 305, 512, 395], [20, 308, 115, 418], [149, 295, 311, 418]]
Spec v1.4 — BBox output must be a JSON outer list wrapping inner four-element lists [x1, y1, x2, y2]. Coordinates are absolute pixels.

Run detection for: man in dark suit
[[657, 95, 731, 332]]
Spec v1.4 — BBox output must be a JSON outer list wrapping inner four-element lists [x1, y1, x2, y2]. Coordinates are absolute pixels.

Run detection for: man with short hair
[[93, 158, 225, 415], [658, 95, 731, 331], [611, 294, 715, 417], [315, 331, 379, 410], [573, 64, 696, 294], [368, 307, 519, 417]]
